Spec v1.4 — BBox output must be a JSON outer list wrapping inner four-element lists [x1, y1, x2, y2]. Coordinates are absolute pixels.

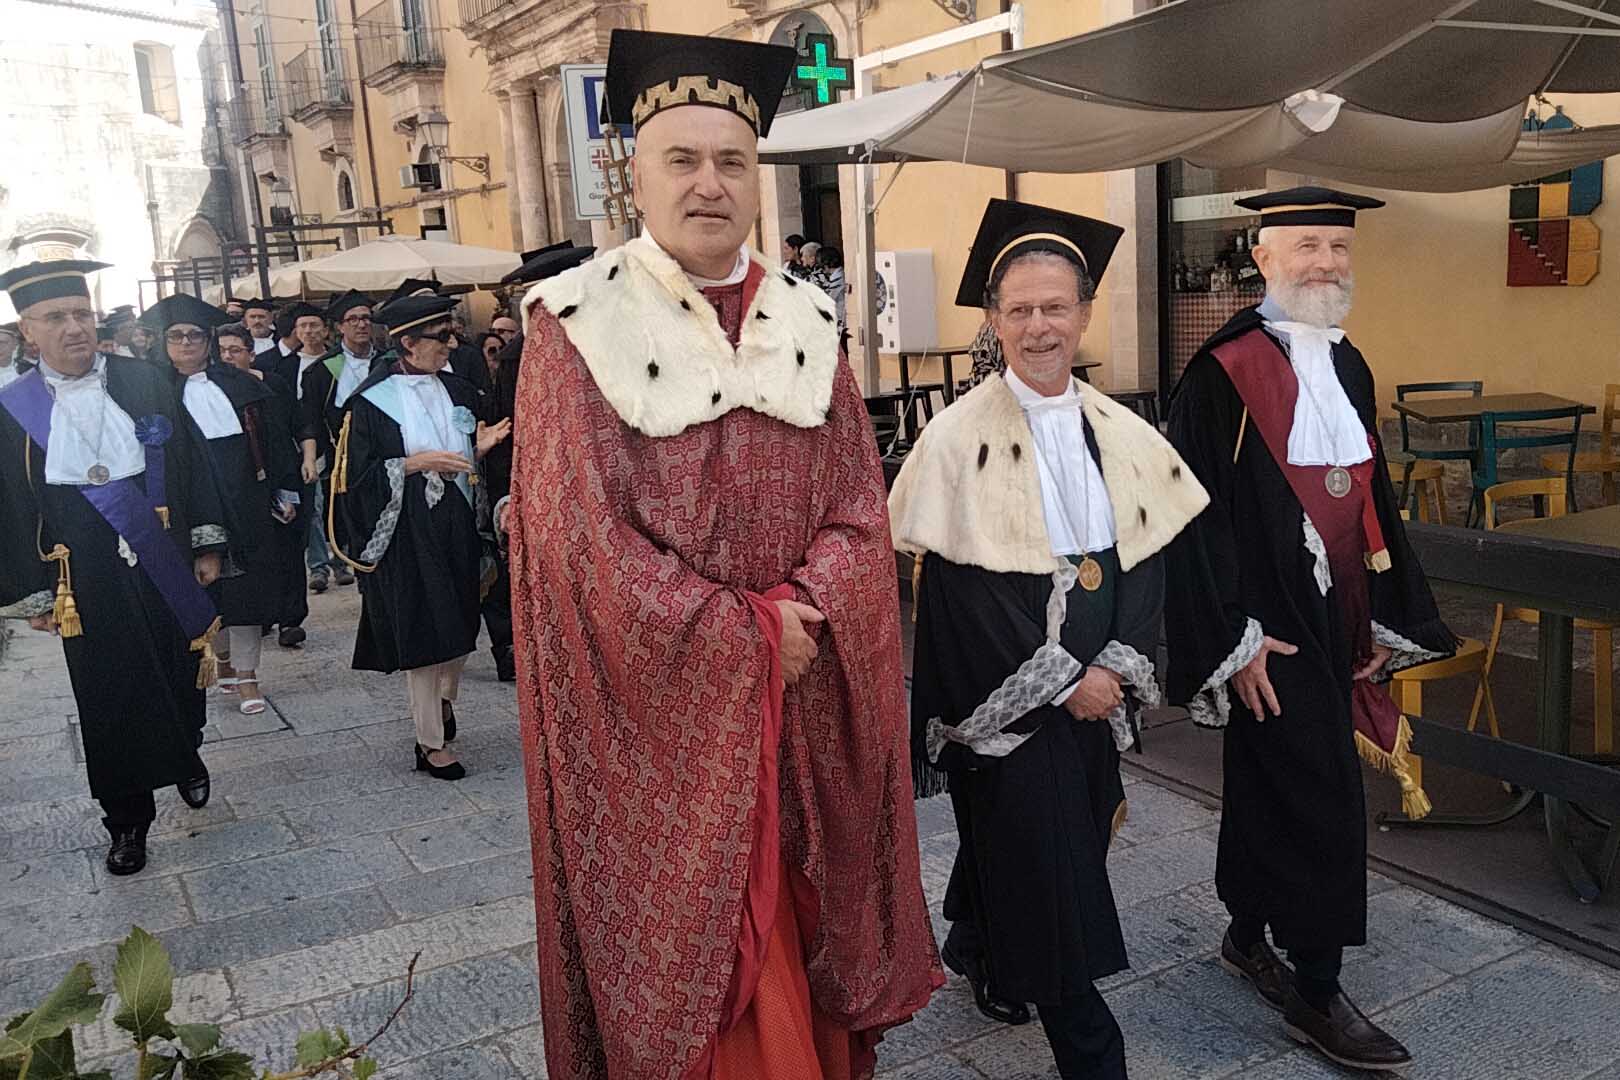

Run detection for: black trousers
[[100, 790, 156, 830], [1228, 913, 1343, 982], [482, 551, 513, 658], [1039, 987, 1127, 1080]]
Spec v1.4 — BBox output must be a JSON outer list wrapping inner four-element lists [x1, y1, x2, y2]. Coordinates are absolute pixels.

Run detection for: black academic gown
[[186, 364, 302, 628], [335, 363, 484, 673], [0, 360, 224, 803], [1165, 307, 1451, 951], [911, 429, 1163, 1006]]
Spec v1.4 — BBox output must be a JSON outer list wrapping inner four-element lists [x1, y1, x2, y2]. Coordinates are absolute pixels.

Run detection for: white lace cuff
[[493, 494, 512, 535], [926, 640, 1083, 763], [1372, 620, 1446, 676], [360, 457, 407, 563], [191, 524, 228, 549], [1093, 639, 1160, 751], [1, 590, 54, 618], [1302, 514, 1331, 597], [1187, 617, 1265, 728]]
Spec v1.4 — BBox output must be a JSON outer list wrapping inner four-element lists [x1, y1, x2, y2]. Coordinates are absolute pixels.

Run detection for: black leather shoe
[[1284, 984, 1412, 1072], [941, 940, 1030, 1026], [278, 626, 306, 648], [1220, 929, 1291, 1012], [106, 825, 149, 875], [308, 570, 329, 594], [333, 566, 355, 587], [441, 701, 457, 743], [495, 646, 516, 683], [415, 743, 466, 781], [178, 770, 210, 809]]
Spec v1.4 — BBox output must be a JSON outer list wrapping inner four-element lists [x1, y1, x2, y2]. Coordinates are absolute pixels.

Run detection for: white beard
[[1269, 274, 1354, 329]]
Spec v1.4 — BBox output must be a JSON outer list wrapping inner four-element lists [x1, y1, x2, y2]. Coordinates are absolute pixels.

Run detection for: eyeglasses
[[414, 328, 455, 344], [218, 343, 251, 356], [340, 314, 373, 325], [998, 302, 1082, 327], [165, 329, 209, 344]]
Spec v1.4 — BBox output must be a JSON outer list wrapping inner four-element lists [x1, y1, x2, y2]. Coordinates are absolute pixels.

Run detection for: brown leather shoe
[[1219, 929, 1290, 1011], [1284, 983, 1412, 1072]]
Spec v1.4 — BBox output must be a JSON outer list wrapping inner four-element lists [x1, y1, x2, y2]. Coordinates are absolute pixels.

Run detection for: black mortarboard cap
[[382, 278, 442, 308], [604, 29, 797, 137], [137, 294, 230, 334], [238, 296, 276, 314], [0, 260, 110, 313], [501, 241, 595, 285], [325, 290, 375, 322], [1233, 186, 1385, 229], [280, 301, 326, 323], [955, 199, 1125, 308], [378, 294, 458, 335]]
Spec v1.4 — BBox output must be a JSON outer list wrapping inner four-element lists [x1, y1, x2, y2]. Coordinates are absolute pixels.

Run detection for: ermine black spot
[[680, 299, 692, 311], [647, 361, 659, 378], [817, 308, 834, 323], [1011, 444, 1023, 461], [977, 444, 989, 469], [1172, 465, 1182, 480], [607, 265, 619, 280], [687, 88, 701, 104], [796, 349, 805, 367], [556, 304, 578, 319], [756, 311, 771, 321], [781, 273, 798, 286], [712, 391, 722, 405], [1138, 507, 1148, 525]]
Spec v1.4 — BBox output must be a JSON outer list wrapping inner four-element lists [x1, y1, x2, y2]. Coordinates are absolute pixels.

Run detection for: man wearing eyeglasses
[[0, 260, 227, 876]]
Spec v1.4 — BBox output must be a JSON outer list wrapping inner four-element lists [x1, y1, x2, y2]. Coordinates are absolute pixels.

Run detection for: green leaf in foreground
[[19, 1029, 77, 1080], [353, 1056, 379, 1080], [180, 1050, 256, 1080], [293, 1029, 346, 1068], [173, 1023, 221, 1058], [113, 929, 177, 1043], [0, 964, 104, 1058], [138, 1050, 180, 1080]]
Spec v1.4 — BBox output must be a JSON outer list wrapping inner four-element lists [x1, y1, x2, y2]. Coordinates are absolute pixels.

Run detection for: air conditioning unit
[[874, 250, 937, 354], [397, 162, 440, 190]]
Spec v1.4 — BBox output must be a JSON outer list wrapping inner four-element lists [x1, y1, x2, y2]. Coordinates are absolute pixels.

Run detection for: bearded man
[[507, 28, 941, 1080], [1165, 188, 1453, 1072]]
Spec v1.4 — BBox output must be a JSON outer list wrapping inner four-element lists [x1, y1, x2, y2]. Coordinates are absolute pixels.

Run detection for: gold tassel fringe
[[191, 616, 222, 689], [155, 506, 171, 530], [1355, 714, 1432, 821], [44, 544, 83, 639]]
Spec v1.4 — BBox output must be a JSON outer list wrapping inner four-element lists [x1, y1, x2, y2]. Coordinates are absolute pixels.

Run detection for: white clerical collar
[[183, 370, 244, 439], [1004, 367, 1082, 410], [342, 343, 374, 363], [645, 230, 749, 288], [1258, 294, 1370, 468], [42, 353, 106, 386], [40, 354, 144, 486]]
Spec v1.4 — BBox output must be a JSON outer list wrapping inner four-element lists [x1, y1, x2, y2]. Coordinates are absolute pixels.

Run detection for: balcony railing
[[229, 93, 286, 144], [356, 1, 444, 82], [456, 0, 517, 27], [284, 48, 351, 116]]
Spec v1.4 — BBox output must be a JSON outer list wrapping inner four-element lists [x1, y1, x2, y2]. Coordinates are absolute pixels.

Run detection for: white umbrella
[[204, 265, 305, 305], [295, 236, 522, 293]]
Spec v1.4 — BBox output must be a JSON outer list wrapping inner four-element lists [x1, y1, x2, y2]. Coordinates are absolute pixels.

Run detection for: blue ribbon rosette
[[134, 414, 174, 512]]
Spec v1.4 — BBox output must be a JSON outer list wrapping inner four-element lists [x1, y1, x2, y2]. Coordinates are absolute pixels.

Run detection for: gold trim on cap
[[8, 268, 88, 290], [390, 311, 451, 335], [634, 75, 761, 130], [990, 232, 1089, 278], [1254, 203, 1352, 215]]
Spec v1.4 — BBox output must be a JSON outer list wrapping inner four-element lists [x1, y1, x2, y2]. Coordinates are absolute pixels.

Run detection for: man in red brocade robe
[[506, 29, 943, 1080]]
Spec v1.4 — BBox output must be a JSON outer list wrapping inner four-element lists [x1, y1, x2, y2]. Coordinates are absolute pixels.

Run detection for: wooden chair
[[1479, 478, 1615, 754], [1539, 383, 1619, 507], [1392, 381, 1481, 524]]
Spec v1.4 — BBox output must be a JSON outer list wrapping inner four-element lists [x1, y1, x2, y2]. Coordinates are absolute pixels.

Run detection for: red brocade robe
[[509, 239, 942, 1080]]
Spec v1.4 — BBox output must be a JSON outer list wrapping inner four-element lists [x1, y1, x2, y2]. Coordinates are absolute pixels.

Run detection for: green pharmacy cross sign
[[793, 34, 853, 108]]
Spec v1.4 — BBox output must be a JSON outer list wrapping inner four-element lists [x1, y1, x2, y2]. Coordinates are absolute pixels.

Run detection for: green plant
[[0, 928, 418, 1080]]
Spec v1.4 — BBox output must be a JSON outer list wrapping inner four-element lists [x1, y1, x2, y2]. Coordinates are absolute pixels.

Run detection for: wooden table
[[1391, 392, 1595, 424], [1386, 509, 1620, 900]]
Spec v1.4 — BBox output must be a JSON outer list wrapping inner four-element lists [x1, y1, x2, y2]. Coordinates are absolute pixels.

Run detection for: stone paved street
[[5, 594, 1620, 1078]]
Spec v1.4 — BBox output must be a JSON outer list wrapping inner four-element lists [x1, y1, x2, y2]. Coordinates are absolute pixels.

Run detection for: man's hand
[[776, 599, 826, 686], [1063, 666, 1124, 721], [300, 439, 318, 485], [404, 451, 472, 476], [1232, 636, 1300, 721], [1354, 643, 1393, 682], [28, 614, 57, 634], [475, 418, 513, 459], [193, 553, 222, 587]]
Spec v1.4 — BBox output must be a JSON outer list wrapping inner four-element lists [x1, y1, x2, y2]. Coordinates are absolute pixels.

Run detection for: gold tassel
[[1110, 797, 1129, 846], [1355, 715, 1432, 821], [43, 544, 83, 639], [155, 506, 171, 530], [191, 616, 222, 689], [332, 414, 352, 495]]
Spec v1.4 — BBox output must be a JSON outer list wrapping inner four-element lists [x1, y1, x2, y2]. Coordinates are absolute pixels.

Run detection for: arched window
[[337, 170, 355, 211]]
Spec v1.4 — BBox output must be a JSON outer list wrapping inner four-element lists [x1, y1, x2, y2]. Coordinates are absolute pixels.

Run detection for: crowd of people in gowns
[[0, 27, 1462, 1080]]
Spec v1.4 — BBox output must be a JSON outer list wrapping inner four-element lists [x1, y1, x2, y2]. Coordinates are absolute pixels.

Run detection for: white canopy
[[295, 236, 521, 292], [759, 0, 1620, 192]]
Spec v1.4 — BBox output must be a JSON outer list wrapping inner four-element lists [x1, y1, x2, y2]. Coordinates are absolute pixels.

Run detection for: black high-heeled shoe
[[441, 701, 457, 743], [414, 743, 465, 781], [941, 940, 1031, 1026]]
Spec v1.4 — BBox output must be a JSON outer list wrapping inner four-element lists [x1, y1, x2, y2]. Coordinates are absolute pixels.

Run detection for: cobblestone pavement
[[4, 590, 1620, 1078]]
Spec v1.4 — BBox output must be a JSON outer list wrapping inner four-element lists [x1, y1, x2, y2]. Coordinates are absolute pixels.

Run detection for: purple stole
[[0, 369, 218, 641]]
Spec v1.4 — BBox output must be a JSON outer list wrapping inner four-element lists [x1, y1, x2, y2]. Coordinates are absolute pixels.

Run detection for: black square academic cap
[[381, 278, 442, 308], [137, 294, 230, 334], [1234, 187, 1385, 229], [237, 296, 276, 314], [325, 290, 375, 322], [501, 241, 595, 285], [0, 260, 110, 312], [955, 199, 1125, 309], [377, 294, 459, 335], [604, 29, 798, 137]]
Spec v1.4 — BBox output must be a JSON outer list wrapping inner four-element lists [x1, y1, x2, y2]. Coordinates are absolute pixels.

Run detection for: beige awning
[[294, 236, 521, 293]]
